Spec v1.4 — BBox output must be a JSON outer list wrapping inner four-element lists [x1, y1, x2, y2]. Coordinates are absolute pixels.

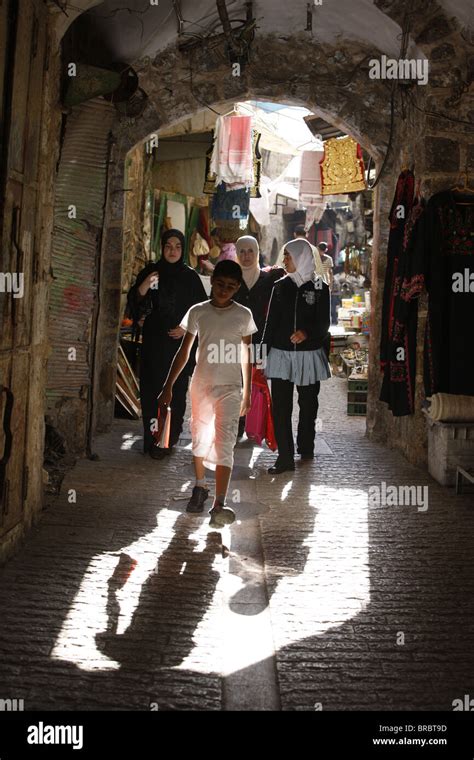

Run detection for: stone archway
[[57, 4, 473, 470], [92, 67, 390, 444], [1, 0, 470, 563]]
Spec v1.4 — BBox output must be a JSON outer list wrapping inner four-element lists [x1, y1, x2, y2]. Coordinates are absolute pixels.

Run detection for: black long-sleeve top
[[261, 274, 330, 352], [233, 268, 285, 345], [127, 262, 207, 377]]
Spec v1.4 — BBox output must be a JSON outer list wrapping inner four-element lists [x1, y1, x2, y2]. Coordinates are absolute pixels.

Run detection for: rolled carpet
[[428, 393, 474, 422]]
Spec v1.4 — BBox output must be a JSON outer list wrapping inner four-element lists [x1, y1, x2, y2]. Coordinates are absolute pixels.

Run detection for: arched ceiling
[[54, 0, 471, 65]]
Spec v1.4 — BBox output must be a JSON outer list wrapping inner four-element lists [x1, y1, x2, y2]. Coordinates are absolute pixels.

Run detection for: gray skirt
[[264, 347, 331, 385]]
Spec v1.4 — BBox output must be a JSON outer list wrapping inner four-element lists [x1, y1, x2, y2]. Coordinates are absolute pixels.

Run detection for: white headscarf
[[236, 235, 261, 291], [283, 238, 316, 288]]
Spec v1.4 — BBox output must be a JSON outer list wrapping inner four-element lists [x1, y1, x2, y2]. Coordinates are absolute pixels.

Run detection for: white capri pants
[[189, 378, 242, 469]]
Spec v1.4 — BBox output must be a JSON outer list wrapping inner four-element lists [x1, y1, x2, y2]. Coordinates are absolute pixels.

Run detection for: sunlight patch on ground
[[269, 485, 370, 648], [50, 482, 369, 677], [50, 508, 181, 671], [120, 432, 142, 451]]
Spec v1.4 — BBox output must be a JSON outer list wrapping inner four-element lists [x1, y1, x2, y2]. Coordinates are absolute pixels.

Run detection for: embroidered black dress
[[380, 197, 426, 415], [379, 170, 415, 377], [417, 191, 474, 396]]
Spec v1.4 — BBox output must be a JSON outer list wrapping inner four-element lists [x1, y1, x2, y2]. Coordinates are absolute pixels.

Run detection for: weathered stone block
[[468, 144, 474, 170], [424, 136, 460, 172], [430, 43, 455, 60], [429, 67, 462, 88], [417, 16, 454, 44]]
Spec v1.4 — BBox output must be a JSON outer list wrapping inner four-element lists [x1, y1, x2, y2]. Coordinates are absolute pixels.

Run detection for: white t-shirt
[[180, 300, 258, 386], [321, 253, 333, 286]]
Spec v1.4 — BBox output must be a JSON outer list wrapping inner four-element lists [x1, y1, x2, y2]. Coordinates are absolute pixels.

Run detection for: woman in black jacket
[[261, 238, 331, 474], [127, 229, 207, 458], [233, 235, 284, 437]]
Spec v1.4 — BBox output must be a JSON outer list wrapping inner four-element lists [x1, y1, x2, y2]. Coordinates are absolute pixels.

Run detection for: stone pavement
[[0, 377, 473, 711]]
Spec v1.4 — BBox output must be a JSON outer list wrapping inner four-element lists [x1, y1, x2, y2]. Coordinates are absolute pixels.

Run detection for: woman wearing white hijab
[[260, 238, 331, 474], [234, 235, 284, 437]]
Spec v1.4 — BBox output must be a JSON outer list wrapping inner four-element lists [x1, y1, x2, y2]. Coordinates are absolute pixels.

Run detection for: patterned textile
[[320, 136, 366, 195], [381, 187, 474, 414], [210, 115, 253, 188], [380, 170, 415, 373], [204, 131, 262, 198], [379, 171, 417, 416], [211, 182, 250, 221]]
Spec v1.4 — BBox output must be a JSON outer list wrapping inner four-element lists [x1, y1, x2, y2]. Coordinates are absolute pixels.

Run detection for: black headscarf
[[157, 229, 186, 279]]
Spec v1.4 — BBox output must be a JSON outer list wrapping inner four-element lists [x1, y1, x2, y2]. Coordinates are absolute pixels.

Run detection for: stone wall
[[0, 4, 63, 563], [366, 10, 473, 467]]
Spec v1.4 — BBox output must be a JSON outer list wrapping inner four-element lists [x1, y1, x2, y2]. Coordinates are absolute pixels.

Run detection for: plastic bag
[[245, 367, 277, 451], [153, 405, 171, 448]]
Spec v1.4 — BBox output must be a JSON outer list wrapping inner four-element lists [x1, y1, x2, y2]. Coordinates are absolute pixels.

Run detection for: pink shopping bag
[[245, 383, 267, 445]]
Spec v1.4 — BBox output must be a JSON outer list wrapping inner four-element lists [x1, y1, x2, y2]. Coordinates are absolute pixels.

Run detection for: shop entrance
[[114, 100, 376, 437]]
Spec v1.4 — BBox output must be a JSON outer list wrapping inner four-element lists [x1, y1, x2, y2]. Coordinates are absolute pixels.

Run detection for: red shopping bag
[[153, 404, 171, 448], [245, 367, 277, 451], [245, 382, 267, 445], [264, 391, 277, 452]]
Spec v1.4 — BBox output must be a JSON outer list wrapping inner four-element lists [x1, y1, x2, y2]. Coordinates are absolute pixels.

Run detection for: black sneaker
[[186, 486, 209, 513], [150, 445, 168, 460], [267, 460, 295, 474]]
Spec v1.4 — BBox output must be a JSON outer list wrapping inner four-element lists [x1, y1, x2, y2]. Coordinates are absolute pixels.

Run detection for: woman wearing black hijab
[[127, 229, 207, 457]]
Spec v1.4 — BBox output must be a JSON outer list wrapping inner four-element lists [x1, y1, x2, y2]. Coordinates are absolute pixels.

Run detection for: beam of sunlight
[[180, 485, 369, 676], [51, 482, 369, 678], [268, 485, 370, 650], [248, 444, 264, 471], [50, 508, 180, 671], [120, 433, 142, 450]]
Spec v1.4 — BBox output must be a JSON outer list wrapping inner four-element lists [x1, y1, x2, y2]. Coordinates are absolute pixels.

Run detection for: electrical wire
[[366, 85, 397, 190], [78, 0, 151, 19], [187, 49, 220, 115], [178, 0, 240, 33], [48, 0, 69, 17], [406, 90, 474, 127]]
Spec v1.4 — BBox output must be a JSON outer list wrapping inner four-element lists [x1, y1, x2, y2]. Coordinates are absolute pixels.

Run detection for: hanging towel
[[210, 115, 254, 188], [205, 130, 261, 197], [228, 116, 253, 186], [299, 150, 324, 204], [209, 115, 229, 181]]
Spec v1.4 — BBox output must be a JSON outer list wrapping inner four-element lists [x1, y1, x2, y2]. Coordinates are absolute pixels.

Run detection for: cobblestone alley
[[0, 378, 473, 711]]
